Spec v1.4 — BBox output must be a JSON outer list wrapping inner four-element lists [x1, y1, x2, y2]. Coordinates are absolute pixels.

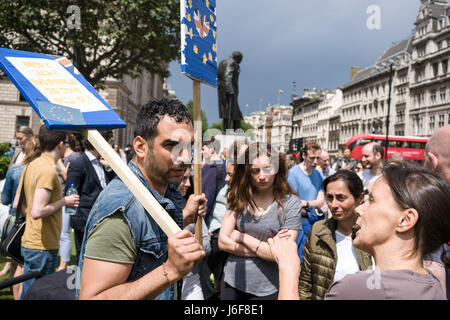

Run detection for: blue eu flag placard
[[0, 47, 126, 130], [36, 100, 86, 126], [181, 0, 217, 87]]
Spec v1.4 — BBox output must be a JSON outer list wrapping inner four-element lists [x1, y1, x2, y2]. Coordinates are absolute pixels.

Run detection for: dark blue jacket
[[65, 152, 114, 232], [202, 160, 226, 224]]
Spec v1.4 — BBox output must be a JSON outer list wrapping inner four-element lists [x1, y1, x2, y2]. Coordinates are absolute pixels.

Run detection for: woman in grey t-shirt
[[269, 161, 449, 300], [218, 143, 302, 300]]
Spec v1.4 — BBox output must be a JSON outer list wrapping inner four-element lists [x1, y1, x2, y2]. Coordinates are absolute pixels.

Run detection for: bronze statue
[[217, 51, 243, 131]]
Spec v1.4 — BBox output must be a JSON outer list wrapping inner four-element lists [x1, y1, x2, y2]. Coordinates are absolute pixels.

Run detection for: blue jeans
[[59, 207, 73, 263], [20, 247, 59, 299]]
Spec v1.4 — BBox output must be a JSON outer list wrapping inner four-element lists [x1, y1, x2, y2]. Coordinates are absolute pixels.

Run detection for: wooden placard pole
[[83, 129, 181, 237], [193, 80, 203, 245]]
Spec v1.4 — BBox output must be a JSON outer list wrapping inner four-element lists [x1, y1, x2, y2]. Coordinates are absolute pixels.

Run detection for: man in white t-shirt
[[358, 142, 383, 197]]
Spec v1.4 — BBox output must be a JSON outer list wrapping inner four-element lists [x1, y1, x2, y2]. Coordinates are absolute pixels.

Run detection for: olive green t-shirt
[[84, 213, 137, 264]]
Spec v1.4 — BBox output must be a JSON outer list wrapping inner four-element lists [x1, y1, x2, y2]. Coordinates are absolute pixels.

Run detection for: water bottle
[[65, 182, 78, 215]]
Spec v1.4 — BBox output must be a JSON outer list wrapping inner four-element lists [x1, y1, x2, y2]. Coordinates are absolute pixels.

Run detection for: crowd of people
[[0, 98, 448, 301]]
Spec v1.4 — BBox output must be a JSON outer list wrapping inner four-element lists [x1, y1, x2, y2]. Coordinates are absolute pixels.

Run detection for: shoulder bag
[[0, 165, 28, 265]]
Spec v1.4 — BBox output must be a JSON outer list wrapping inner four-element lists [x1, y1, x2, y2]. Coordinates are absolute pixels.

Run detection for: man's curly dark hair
[[134, 98, 191, 145]]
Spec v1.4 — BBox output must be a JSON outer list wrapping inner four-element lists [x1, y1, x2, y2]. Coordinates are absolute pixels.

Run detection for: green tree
[[0, 143, 12, 180], [209, 120, 253, 131], [210, 121, 223, 131], [186, 100, 208, 134], [0, 0, 180, 87]]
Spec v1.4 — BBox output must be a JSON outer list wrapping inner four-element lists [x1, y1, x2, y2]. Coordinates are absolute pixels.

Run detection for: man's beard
[[144, 149, 186, 186]]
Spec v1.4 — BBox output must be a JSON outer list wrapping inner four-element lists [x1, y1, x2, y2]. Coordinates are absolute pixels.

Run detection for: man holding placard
[[76, 99, 207, 300]]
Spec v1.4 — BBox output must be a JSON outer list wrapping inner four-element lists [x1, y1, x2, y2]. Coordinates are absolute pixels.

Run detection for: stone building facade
[[409, 0, 450, 136], [291, 89, 325, 152], [290, 0, 450, 158], [247, 105, 292, 153], [339, 0, 450, 151], [269, 105, 292, 153], [339, 38, 413, 150], [317, 89, 342, 159], [0, 79, 42, 143]]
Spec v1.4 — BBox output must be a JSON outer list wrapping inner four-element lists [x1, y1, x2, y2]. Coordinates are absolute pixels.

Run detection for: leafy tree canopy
[[210, 120, 253, 132], [0, 0, 180, 88], [186, 100, 208, 134]]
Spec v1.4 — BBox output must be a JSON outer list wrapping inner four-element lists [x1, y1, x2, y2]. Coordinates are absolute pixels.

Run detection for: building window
[[431, 89, 437, 104], [16, 116, 30, 128], [19, 93, 27, 102], [417, 45, 426, 57], [429, 116, 435, 131], [433, 63, 439, 77], [440, 87, 447, 102], [416, 93, 424, 107], [439, 115, 445, 127], [442, 59, 448, 74], [396, 109, 405, 123], [415, 66, 425, 82]]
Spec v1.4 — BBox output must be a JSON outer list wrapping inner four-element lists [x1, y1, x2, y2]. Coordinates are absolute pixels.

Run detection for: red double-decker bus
[[345, 134, 429, 161]]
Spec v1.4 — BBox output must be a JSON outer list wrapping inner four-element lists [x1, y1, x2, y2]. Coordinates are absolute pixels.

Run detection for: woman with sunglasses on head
[[218, 143, 302, 300], [269, 161, 449, 300], [298, 170, 372, 300]]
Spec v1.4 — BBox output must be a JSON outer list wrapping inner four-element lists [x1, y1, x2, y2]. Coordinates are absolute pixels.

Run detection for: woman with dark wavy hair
[[218, 142, 302, 300], [269, 161, 449, 300]]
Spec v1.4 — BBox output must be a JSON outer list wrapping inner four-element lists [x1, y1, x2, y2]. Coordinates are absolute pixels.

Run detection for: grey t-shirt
[[223, 194, 302, 296], [325, 269, 446, 300]]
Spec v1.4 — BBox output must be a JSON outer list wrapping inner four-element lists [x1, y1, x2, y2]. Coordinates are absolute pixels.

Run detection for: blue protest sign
[[181, 0, 217, 87], [0, 48, 126, 130]]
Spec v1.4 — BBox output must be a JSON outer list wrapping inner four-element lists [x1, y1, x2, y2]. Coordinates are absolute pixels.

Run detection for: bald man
[[318, 150, 335, 179], [424, 124, 450, 299], [425, 124, 450, 183], [358, 142, 384, 196]]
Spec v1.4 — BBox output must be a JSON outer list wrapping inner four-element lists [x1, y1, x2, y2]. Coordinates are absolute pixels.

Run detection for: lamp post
[[375, 57, 400, 160], [385, 63, 393, 160]]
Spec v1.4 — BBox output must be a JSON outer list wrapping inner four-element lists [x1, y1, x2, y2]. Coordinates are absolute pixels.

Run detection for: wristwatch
[[305, 201, 309, 208]]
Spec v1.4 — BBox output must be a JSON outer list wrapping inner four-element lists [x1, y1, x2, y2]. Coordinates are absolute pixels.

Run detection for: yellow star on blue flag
[[181, 0, 217, 87], [36, 100, 86, 126]]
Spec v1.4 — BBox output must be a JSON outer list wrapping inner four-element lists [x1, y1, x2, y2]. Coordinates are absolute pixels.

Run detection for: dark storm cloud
[[168, 0, 421, 125]]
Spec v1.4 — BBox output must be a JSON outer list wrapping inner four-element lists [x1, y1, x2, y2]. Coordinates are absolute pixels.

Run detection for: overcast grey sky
[[167, 0, 422, 125]]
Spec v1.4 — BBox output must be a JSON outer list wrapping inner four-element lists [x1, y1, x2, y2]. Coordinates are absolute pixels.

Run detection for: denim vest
[[75, 161, 183, 300]]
